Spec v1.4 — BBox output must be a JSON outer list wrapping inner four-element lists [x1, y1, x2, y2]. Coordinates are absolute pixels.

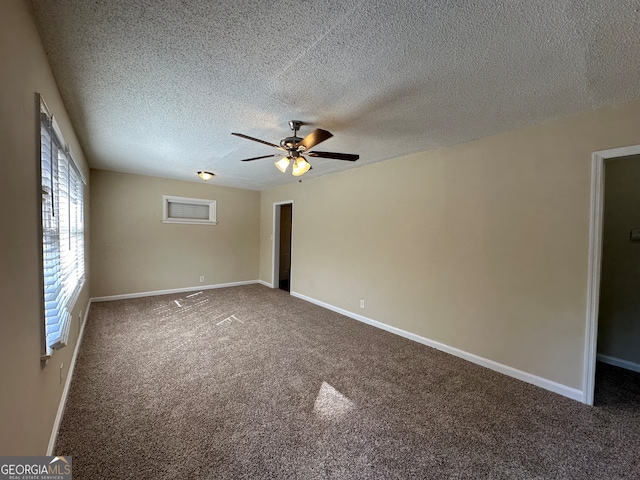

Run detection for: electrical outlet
[[60, 363, 64, 384], [360, 299, 365, 309], [200, 276, 205, 283]]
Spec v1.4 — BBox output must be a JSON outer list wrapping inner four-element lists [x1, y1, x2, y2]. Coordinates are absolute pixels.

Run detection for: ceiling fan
[[232, 120, 359, 176]]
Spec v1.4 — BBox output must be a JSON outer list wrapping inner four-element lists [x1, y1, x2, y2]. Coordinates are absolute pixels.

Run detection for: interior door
[[279, 204, 292, 291]]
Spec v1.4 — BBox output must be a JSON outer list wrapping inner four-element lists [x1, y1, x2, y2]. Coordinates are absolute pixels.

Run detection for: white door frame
[[272, 200, 294, 290], [584, 144, 640, 405]]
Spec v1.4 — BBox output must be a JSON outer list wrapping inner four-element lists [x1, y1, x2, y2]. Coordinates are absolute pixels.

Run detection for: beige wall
[[0, 0, 91, 454], [598, 154, 640, 365], [91, 170, 260, 298], [260, 100, 640, 391]]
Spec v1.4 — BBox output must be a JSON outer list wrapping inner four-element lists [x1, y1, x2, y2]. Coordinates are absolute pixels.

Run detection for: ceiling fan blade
[[307, 151, 359, 161], [298, 129, 333, 151], [232, 132, 285, 151], [240, 154, 279, 162]]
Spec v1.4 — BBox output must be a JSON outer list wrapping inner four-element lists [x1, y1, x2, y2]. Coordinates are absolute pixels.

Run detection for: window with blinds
[[162, 195, 217, 225], [40, 96, 86, 355]]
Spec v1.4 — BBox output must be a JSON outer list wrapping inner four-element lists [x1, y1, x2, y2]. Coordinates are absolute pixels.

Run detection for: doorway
[[585, 145, 640, 405], [272, 201, 293, 292]]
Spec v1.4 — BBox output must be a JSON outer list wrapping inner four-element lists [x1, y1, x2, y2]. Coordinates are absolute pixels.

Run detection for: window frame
[[39, 95, 86, 358], [162, 195, 217, 225]]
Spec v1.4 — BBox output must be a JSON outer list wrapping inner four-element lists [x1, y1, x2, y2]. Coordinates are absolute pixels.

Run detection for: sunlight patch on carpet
[[313, 381, 354, 420], [215, 314, 243, 326]]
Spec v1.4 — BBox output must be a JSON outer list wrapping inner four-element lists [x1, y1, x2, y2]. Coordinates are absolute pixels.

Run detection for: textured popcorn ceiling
[[29, 0, 640, 190]]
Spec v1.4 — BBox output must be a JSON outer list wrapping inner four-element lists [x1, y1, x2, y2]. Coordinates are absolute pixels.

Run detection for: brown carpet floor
[[56, 284, 640, 479]]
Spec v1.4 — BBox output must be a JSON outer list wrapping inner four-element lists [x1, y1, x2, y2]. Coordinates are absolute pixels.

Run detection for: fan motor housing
[[281, 136, 302, 149]]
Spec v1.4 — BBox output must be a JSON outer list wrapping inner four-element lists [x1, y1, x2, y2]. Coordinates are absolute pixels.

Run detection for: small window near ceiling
[[162, 195, 217, 225]]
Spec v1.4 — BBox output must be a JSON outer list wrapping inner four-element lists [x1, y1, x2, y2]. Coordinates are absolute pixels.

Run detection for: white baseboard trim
[[47, 299, 92, 455], [91, 280, 259, 302], [597, 353, 640, 374], [290, 291, 584, 403], [258, 280, 273, 288]]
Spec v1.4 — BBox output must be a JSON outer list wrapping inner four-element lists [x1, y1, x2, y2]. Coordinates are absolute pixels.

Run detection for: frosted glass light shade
[[197, 171, 215, 181], [292, 158, 311, 176], [275, 157, 290, 173]]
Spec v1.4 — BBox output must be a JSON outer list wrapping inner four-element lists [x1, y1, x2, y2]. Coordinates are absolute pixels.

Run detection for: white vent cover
[[163, 195, 217, 225]]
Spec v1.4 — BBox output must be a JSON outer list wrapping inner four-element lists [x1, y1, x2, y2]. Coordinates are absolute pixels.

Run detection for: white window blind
[[40, 97, 85, 354], [168, 202, 210, 220], [162, 195, 217, 225]]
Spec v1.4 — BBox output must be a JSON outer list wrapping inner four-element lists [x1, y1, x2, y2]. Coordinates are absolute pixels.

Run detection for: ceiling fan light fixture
[[292, 157, 311, 177], [275, 157, 290, 173], [233, 120, 357, 176], [197, 171, 215, 181]]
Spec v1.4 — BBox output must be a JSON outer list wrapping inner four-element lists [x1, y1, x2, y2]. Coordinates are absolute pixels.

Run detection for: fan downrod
[[281, 120, 304, 149]]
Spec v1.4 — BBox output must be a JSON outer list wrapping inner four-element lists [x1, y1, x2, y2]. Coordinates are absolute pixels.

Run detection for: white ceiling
[[29, 0, 640, 190]]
